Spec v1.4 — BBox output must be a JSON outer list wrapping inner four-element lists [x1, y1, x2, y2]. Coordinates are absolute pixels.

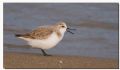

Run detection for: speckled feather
[[19, 25, 62, 40]]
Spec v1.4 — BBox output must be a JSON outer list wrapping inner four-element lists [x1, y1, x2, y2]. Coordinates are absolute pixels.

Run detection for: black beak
[[67, 28, 76, 34]]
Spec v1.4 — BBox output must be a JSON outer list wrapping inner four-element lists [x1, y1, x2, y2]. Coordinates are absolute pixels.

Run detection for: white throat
[[59, 28, 66, 35]]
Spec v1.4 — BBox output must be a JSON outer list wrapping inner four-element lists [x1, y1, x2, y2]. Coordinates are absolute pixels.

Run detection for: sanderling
[[15, 21, 75, 56]]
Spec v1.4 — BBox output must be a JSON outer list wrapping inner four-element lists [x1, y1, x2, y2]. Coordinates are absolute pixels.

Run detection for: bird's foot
[[43, 54, 52, 56], [41, 49, 52, 56]]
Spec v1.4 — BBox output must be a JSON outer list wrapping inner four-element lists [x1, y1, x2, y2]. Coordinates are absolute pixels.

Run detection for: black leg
[[41, 49, 51, 56]]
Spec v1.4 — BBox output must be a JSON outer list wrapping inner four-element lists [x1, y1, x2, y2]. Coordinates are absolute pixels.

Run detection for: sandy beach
[[3, 52, 118, 69]]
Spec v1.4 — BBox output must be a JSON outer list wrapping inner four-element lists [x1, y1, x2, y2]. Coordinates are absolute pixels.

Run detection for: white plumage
[[28, 32, 64, 49]]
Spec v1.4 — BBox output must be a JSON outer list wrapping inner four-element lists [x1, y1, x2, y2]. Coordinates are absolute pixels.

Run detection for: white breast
[[28, 32, 63, 49]]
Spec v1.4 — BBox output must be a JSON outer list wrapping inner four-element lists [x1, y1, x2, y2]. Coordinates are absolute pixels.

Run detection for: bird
[[15, 21, 75, 56]]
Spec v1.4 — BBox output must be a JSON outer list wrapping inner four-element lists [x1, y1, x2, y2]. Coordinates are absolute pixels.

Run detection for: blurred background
[[4, 3, 118, 59]]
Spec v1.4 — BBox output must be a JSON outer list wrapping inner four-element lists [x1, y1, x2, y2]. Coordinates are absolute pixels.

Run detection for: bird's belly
[[28, 33, 62, 49], [28, 39, 58, 49]]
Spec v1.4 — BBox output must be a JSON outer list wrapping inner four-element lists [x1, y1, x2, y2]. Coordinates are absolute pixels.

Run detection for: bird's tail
[[15, 34, 23, 37]]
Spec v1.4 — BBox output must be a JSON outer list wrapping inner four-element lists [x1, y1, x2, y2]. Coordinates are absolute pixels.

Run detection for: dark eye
[[61, 26, 65, 28]]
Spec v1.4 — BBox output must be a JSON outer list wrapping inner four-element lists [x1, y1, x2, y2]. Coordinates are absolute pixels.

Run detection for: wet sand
[[4, 52, 118, 69]]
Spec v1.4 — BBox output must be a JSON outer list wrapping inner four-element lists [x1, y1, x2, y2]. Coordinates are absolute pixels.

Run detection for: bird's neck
[[55, 30, 65, 40]]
